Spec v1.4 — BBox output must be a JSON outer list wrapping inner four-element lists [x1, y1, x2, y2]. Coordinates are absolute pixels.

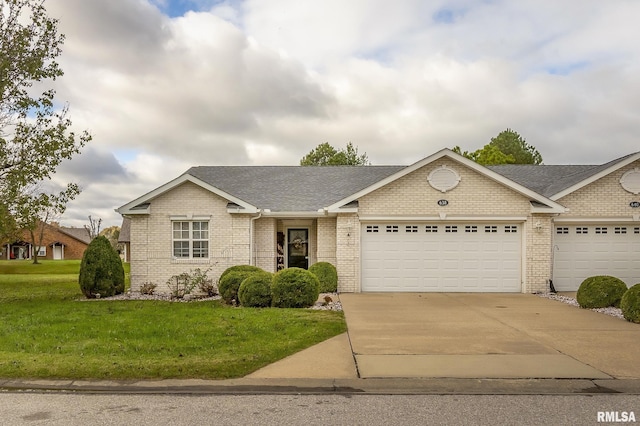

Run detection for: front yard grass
[[0, 260, 346, 379]]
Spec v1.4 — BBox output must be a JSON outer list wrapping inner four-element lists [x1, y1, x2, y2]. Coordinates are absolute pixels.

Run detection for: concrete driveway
[[340, 293, 640, 379]]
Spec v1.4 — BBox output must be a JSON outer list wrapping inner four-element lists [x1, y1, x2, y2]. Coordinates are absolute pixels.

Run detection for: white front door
[[361, 223, 522, 292], [53, 245, 63, 260], [553, 224, 640, 291]]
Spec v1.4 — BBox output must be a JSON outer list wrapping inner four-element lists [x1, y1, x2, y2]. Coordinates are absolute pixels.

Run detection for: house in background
[[3, 222, 91, 260], [116, 148, 640, 294], [118, 217, 131, 262]]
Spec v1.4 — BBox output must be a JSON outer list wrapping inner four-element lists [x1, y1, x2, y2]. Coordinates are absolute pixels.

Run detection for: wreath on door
[[292, 237, 304, 250]]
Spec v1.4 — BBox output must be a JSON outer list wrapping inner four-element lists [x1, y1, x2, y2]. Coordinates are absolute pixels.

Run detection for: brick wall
[[254, 217, 276, 272], [336, 213, 360, 292], [525, 215, 553, 293], [316, 217, 337, 266], [557, 160, 640, 219], [128, 181, 251, 293], [359, 159, 531, 217]]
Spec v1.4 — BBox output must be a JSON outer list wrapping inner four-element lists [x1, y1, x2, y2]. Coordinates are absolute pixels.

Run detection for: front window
[[172, 221, 209, 258]]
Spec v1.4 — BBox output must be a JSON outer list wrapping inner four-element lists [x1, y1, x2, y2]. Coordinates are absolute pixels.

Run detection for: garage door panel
[[554, 224, 639, 290], [362, 223, 521, 292]]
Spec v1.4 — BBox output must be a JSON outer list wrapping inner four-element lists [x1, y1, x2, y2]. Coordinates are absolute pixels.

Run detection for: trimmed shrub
[[79, 236, 125, 298], [218, 267, 264, 304], [271, 267, 320, 308], [309, 262, 338, 293], [238, 271, 273, 307], [219, 265, 263, 283], [620, 284, 640, 323], [576, 275, 628, 309]]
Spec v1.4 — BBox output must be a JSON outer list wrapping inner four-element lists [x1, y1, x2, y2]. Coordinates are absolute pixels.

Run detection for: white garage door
[[553, 224, 640, 291], [361, 223, 522, 292]]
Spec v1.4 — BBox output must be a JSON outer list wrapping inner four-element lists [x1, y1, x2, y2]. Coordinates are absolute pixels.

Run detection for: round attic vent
[[620, 168, 640, 194], [428, 165, 461, 193]]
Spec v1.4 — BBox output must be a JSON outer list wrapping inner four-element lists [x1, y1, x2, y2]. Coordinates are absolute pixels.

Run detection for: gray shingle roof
[[59, 227, 92, 245], [186, 166, 405, 211], [118, 217, 130, 243], [137, 152, 637, 214], [489, 153, 638, 198]]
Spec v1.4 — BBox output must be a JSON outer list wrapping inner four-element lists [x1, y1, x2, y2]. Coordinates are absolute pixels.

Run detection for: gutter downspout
[[249, 210, 263, 266]]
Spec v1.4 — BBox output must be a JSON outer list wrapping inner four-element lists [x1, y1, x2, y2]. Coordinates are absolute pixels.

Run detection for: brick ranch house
[[116, 148, 640, 294], [3, 222, 91, 260]]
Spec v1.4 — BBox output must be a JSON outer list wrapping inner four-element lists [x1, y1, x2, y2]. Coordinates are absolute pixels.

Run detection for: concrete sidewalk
[[246, 332, 358, 379]]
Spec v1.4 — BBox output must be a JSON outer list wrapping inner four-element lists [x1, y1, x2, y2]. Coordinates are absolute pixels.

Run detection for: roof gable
[[325, 149, 565, 213], [489, 152, 640, 199], [116, 174, 259, 215], [548, 152, 640, 200]]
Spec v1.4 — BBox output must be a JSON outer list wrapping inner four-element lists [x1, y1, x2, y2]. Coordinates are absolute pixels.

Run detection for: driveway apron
[[339, 293, 640, 379]]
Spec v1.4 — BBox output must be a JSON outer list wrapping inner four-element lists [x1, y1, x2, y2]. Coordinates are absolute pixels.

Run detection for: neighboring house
[[119, 217, 131, 262], [3, 222, 91, 260], [116, 148, 640, 293]]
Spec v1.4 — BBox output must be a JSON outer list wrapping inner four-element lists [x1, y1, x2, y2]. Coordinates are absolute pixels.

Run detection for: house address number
[[631, 201, 640, 208], [437, 199, 449, 206]]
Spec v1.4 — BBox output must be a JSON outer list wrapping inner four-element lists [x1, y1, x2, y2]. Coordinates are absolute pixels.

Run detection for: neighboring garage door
[[553, 224, 640, 291], [361, 223, 522, 292]]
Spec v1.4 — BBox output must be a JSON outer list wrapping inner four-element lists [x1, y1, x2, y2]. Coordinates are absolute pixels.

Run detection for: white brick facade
[[120, 152, 640, 295]]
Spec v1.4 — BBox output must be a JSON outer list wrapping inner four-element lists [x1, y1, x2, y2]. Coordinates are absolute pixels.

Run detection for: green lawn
[[0, 260, 346, 379]]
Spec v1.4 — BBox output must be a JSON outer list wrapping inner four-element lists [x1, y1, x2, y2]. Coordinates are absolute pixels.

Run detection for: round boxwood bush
[[620, 284, 640, 323], [79, 236, 125, 299], [271, 267, 320, 308], [219, 265, 263, 283], [238, 271, 273, 307], [309, 262, 338, 293], [576, 275, 628, 309], [218, 267, 264, 304]]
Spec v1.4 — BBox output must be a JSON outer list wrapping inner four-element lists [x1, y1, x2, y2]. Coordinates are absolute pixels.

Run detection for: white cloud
[[33, 0, 640, 227]]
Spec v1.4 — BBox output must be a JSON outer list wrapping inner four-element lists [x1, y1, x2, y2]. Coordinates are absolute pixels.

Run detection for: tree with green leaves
[[300, 142, 370, 166], [0, 0, 90, 243], [453, 129, 542, 166]]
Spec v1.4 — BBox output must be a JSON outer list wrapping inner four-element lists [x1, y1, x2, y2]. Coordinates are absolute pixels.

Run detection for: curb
[[2, 378, 640, 395]]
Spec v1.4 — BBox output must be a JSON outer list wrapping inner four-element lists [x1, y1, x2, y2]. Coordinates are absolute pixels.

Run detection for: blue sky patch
[[545, 61, 590, 76], [433, 8, 455, 24], [153, 0, 200, 18], [114, 149, 141, 164]]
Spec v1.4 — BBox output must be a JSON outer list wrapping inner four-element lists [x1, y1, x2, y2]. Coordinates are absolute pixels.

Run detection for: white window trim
[[171, 220, 210, 260]]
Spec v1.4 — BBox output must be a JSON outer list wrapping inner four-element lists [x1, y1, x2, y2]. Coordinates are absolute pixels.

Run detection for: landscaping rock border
[[81, 292, 343, 311], [538, 292, 624, 320]]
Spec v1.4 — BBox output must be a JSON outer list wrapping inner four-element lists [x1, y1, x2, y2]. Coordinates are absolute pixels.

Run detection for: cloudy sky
[[41, 0, 640, 228]]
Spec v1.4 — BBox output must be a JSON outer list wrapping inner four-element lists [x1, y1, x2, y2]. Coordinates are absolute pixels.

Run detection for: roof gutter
[[249, 210, 263, 266]]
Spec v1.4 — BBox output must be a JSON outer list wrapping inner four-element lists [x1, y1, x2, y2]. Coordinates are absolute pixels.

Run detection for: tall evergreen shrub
[[79, 236, 125, 298]]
